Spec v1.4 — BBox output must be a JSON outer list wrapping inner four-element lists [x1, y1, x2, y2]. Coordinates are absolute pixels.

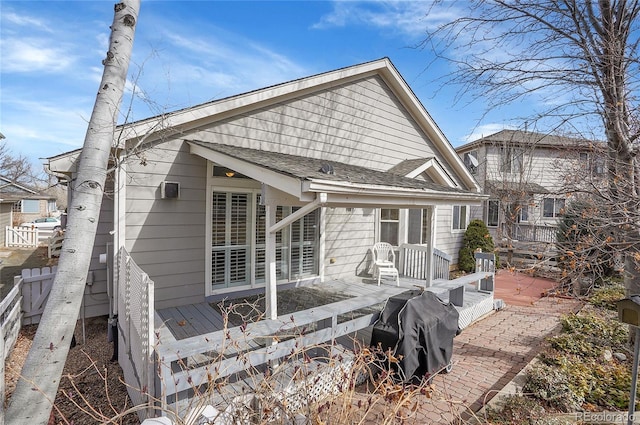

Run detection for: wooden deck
[[157, 278, 417, 341], [156, 275, 492, 342], [153, 275, 495, 416]]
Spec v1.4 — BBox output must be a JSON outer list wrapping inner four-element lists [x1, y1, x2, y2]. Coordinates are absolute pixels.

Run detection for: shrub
[[484, 394, 548, 424], [523, 363, 584, 412], [457, 219, 497, 273], [589, 282, 625, 311]]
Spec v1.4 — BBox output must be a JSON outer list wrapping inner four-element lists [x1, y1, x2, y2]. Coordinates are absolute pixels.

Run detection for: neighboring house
[[456, 130, 605, 243], [0, 198, 16, 246], [0, 175, 59, 224]]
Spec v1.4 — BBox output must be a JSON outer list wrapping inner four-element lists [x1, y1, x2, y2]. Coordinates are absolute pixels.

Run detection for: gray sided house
[[47, 58, 484, 318], [456, 129, 605, 244]]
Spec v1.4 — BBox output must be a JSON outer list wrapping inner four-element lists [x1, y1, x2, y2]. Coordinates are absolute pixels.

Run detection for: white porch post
[[265, 203, 278, 320], [426, 205, 436, 287]]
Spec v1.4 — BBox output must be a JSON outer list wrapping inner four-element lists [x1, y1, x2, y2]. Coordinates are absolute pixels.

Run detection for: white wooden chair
[[372, 242, 400, 286]]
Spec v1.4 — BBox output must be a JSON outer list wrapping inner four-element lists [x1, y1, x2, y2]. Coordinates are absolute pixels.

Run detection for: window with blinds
[[211, 192, 250, 287], [211, 190, 320, 290]]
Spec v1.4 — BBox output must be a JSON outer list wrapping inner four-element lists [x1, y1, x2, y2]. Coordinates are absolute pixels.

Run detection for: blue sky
[[1, 1, 519, 169]]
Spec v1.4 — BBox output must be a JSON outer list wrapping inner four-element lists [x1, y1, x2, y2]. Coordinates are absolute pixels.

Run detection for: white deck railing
[[153, 289, 400, 414], [399, 244, 451, 282], [502, 223, 558, 243]]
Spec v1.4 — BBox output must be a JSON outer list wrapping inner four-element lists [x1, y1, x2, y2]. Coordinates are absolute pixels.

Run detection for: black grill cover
[[371, 290, 459, 382]]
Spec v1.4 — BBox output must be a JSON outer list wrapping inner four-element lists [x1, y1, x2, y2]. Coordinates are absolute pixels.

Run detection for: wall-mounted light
[[225, 171, 235, 177]]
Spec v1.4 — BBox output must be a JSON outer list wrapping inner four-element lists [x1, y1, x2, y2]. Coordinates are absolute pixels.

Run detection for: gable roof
[[0, 175, 38, 195], [456, 129, 604, 153], [49, 58, 482, 196], [116, 58, 480, 193]]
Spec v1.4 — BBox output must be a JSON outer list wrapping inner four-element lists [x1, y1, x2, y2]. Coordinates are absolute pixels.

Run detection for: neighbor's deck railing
[[502, 223, 558, 243], [399, 244, 451, 282]]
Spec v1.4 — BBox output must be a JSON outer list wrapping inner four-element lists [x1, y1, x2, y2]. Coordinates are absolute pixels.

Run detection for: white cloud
[[2, 97, 91, 152], [463, 123, 515, 143], [1, 37, 74, 73], [3, 11, 52, 32], [132, 27, 309, 108], [313, 1, 462, 39]]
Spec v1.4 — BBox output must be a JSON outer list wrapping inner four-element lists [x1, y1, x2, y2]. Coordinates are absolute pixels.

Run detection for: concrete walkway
[[404, 272, 582, 424]]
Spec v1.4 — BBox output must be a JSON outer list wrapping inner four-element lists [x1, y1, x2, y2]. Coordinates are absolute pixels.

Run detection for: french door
[[210, 190, 320, 291], [211, 192, 251, 288]]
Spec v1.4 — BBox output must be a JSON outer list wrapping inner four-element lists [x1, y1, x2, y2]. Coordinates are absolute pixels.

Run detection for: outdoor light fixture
[[225, 171, 235, 177]]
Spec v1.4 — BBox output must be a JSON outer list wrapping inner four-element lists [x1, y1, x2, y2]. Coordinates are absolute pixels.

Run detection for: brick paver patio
[[388, 272, 582, 424]]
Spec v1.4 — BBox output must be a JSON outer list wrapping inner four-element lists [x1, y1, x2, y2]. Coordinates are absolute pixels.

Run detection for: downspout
[[265, 192, 327, 320]]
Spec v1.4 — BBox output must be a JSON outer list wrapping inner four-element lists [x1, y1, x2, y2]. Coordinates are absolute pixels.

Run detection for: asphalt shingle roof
[[189, 141, 473, 194]]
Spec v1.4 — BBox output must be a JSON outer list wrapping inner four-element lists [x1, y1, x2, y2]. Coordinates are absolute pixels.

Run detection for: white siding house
[[47, 58, 485, 315], [456, 129, 605, 243]]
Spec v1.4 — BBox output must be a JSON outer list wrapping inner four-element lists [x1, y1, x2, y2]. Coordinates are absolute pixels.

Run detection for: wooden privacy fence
[[20, 267, 58, 326], [47, 232, 64, 258], [0, 266, 58, 422]]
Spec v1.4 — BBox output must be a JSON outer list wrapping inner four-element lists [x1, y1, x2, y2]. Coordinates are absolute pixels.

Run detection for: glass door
[[211, 192, 251, 288]]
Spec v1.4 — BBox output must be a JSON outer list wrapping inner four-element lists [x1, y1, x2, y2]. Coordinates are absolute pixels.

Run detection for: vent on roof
[[320, 163, 335, 175]]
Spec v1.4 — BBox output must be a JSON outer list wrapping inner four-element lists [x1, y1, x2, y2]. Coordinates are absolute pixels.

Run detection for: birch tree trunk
[[6, 1, 140, 423]]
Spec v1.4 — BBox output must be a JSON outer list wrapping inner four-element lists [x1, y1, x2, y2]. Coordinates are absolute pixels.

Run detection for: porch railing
[[501, 223, 558, 243], [399, 244, 451, 282], [154, 292, 387, 412]]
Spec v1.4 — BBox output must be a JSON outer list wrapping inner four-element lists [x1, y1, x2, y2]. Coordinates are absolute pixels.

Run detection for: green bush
[[457, 219, 497, 272]]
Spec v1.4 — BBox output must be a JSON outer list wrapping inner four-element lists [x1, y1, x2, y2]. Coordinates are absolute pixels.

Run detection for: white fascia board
[[377, 65, 481, 193], [46, 149, 81, 175], [305, 180, 487, 204], [405, 158, 457, 188], [189, 142, 305, 199], [323, 193, 484, 208]]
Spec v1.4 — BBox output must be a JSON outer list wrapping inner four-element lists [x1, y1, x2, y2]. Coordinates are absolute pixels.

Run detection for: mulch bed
[[5, 316, 139, 425]]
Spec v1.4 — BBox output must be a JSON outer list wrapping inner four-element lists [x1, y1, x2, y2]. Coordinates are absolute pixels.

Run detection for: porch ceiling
[[188, 140, 487, 208]]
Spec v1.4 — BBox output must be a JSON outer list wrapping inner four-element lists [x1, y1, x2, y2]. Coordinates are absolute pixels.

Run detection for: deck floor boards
[[157, 277, 493, 342], [158, 302, 225, 340]]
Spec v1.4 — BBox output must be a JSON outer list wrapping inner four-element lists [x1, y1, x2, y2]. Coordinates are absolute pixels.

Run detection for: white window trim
[[452, 205, 469, 232]]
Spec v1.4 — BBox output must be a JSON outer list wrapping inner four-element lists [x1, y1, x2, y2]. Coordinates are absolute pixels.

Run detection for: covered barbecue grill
[[371, 290, 459, 383]]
